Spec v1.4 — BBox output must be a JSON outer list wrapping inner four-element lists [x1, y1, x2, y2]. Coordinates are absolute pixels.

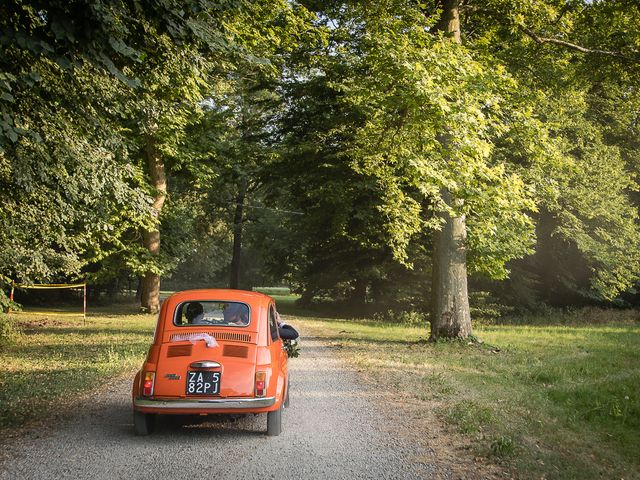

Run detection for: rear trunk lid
[[153, 329, 258, 398]]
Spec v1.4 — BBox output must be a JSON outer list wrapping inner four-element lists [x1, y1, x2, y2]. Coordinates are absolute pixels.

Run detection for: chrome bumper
[[134, 396, 275, 410]]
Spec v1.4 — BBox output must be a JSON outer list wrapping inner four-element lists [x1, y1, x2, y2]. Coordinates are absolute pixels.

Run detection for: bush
[[469, 291, 514, 324], [373, 309, 429, 327], [0, 286, 20, 314], [497, 305, 640, 326]]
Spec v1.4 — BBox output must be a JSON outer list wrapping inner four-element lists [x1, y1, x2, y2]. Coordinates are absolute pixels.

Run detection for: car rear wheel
[[267, 403, 282, 436], [133, 410, 155, 436]]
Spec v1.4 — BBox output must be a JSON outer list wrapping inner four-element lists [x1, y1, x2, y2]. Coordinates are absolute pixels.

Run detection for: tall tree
[[429, 0, 472, 339], [462, 0, 640, 306], [279, 1, 536, 321], [132, 44, 217, 313], [0, 0, 242, 311], [0, 0, 156, 301], [178, 1, 319, 292]]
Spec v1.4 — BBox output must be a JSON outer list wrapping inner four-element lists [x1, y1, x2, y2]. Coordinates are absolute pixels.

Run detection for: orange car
[[132, 289, 297, 436]]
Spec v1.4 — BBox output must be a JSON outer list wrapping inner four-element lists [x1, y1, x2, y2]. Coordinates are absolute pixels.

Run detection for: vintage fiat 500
[[132, 289, 294, 436]]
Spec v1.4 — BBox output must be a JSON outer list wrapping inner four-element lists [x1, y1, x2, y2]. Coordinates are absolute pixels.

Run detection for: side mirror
[[278, 324, 299, 340]]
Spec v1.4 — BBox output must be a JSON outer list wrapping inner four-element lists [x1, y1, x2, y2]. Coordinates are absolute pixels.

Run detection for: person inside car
[[185, 302, 205, 324], [223, 303, 249, 326], [276, 311, 299, 340]]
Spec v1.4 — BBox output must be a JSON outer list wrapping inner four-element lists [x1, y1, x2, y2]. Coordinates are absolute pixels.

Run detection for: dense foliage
[[2, 1, 640, 321]]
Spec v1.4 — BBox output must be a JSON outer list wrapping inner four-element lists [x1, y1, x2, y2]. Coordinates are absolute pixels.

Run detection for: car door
[[268, 303, 287, 396]]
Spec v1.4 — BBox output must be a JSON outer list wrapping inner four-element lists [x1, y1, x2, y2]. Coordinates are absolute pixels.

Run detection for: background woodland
[[2, 0, 640, 337]]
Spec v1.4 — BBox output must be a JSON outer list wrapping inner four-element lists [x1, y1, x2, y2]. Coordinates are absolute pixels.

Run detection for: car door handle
[[190, 360, 221, 368]]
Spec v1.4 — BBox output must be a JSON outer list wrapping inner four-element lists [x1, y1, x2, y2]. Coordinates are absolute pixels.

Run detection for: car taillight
[[255, 371, 267, 397], [142, 372, 155, 397]]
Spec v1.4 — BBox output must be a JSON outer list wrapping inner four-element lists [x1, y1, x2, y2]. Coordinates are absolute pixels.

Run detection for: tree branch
[[520, 26, 638, 62]]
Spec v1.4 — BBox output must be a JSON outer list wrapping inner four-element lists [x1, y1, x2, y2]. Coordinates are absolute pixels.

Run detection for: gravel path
[[0, 335, 444, 480]]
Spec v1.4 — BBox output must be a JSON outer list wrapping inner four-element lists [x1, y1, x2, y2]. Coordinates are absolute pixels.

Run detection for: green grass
[[0, 294, 301, 434], [253, 286, 292, 296], [290, 315, 640, 480], [0, 308, 155, 430]]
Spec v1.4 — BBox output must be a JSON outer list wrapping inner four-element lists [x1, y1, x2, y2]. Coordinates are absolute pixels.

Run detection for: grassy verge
[[289, 315, 640, 480], [0, 308, 155, 430]]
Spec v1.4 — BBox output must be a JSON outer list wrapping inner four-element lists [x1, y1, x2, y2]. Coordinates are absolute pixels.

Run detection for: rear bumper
[[133, 396, 275, 411]]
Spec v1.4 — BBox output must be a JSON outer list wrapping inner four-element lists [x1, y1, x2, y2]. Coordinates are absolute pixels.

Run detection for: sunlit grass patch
[[294, 315, 640, 480], [253, 286, 291, 296], [0, 313, 155, 430]]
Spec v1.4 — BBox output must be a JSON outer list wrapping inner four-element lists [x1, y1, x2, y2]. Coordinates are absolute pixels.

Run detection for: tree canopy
[[2, 0, 640, 335]]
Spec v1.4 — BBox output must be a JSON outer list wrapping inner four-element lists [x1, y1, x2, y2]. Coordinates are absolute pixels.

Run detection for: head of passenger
[[223, 303, 248, 325], [185, 302, 204, 324]]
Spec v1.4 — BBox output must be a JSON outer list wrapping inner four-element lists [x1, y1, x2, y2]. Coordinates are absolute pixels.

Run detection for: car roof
[[164, 289, 273, 306]]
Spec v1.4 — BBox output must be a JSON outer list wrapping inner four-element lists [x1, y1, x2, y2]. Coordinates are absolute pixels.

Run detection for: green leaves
[[335, 14, 536, 277], [2, 0, 639, 310]]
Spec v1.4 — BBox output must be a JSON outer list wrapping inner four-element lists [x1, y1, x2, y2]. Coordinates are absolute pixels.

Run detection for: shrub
[[469, 291, 514, 324], [373, 309, 429, 327]]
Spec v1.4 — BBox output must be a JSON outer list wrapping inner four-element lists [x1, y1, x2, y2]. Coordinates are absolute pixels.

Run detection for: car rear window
[[174, 301, 250, 327]]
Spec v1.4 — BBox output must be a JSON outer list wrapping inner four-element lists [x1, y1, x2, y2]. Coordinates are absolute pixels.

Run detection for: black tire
[[133, 410, 155, 436], [266, 404, 282, 436]]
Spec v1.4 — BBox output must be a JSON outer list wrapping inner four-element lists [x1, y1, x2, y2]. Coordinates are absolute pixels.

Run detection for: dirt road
[[0, 336, 456, 480]]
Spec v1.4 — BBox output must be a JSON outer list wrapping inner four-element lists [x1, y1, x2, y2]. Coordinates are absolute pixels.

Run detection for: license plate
[[186, 371, 220, 395]]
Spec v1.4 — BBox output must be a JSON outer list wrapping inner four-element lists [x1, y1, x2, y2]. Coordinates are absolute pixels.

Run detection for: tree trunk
[[430, 190, 472, 339], [430, 0, 472, 340], [435, 0, 461, 43], [351, 277, 367, 309], [140, 130, 166, 314], [229, 180, 247, 289], [135, 277, 143, 302], [299, 288, 315, 307]]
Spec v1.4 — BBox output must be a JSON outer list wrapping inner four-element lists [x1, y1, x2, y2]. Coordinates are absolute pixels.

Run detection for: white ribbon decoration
[[171, 333, 219, 348]]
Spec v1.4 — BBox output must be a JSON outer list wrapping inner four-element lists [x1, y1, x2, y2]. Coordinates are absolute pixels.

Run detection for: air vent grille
[[214, 332, 252, 343], [169, 331, 252, 343]]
